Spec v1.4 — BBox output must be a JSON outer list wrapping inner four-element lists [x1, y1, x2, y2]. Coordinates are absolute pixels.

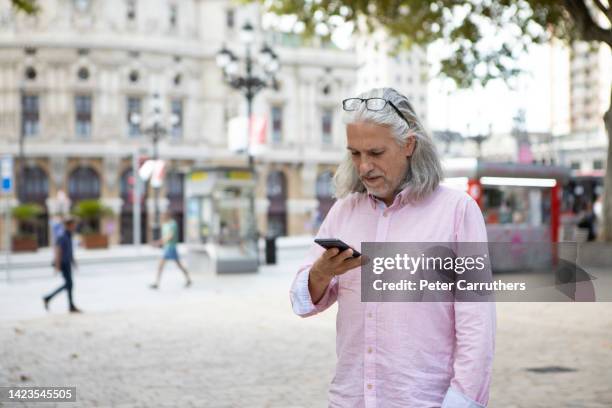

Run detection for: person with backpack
[[43, 217, 82, 313]]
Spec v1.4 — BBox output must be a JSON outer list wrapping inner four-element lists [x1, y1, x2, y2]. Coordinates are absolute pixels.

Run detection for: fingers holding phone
[[312, 247, 362, 280]]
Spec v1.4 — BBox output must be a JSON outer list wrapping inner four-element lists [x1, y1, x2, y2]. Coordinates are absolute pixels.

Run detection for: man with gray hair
[[290, 88, 495, 407]]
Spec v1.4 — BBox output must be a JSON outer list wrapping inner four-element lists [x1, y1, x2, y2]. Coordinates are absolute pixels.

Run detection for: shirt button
[[367, 384, 373, 390], [367, 312, 373, 318], [383, 211, 388, 217], [367, 347, 373, 353]]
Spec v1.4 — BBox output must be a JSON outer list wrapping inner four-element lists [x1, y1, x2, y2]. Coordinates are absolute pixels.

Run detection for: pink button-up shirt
[[290, 184, 496, 408]]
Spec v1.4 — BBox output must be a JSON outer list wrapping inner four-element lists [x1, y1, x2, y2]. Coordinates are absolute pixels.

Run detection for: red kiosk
[[442, 158, 570, 244]]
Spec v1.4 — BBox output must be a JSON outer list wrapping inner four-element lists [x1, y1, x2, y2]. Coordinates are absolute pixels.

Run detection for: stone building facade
[[0, 0, 357, 248]]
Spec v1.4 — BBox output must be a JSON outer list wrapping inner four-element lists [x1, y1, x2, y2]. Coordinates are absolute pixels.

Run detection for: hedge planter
[[82, 233, 109, 249], [72, 200, 113, 248], [11, 203, 43, 252], [12, 236, 38, 252]]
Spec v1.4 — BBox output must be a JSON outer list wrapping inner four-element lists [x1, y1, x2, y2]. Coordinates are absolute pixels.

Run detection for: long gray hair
[[334, 87, 442, 202]]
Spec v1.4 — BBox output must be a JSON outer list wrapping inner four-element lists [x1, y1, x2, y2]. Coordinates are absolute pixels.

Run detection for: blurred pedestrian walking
[[578, 202, 597, 241], [50, 215, 65, 244], [43, 217, 82, 313], [150, 212, 192, 289]]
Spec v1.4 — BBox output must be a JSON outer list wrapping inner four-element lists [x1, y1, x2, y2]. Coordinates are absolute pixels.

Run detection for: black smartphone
[[314, 238, 361, 258]]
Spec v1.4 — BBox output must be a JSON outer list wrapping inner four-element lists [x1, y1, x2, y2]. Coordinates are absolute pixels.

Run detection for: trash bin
[[265, 236, 277, 265]]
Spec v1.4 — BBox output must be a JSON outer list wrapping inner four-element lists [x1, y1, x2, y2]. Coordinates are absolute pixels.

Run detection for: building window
[[226, 9, 234, 29], [271, 106, 282, 143], [169, 4, 177, 28], [126, 0, 136, 21], [127, 97, 141, 137], [322, 109, 333, 144], [75, 95, 92, 138], [171, 99, 183, 138], [593, 160, 604, 170], [570, 161, 581, 170], [21, 94, 40, 137], [20, 165, 48, 203], [68, 166, 100, 200]]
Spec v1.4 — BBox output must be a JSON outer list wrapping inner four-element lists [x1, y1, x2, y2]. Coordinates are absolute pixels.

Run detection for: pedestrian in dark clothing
[[578, 202, 597, 241], [43, 217, 82, 313]]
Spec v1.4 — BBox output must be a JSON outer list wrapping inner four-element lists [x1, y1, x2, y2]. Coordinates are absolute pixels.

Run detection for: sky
[[426, 42, 563, 135], [263, 11, 569, 136]]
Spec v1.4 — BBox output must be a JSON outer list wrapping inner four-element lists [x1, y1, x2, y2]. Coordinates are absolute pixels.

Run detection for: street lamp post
[[18, 83, 25, 203], [216, 22, 280, 245], [130, 93, 178, 242]]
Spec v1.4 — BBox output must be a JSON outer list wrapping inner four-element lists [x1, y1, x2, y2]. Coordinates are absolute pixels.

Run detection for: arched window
[[68, 166, 100, 201], [18, 165, 49, 246], [19, 165, 49, 203]]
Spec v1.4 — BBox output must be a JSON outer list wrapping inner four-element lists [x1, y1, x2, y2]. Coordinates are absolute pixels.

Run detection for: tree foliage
[[262, 0, 611, 88], [10, 0, 38, 14]]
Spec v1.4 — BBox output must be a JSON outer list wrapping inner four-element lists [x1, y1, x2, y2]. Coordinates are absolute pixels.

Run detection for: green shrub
[[11, 203, 44, 238], [72, 199, 113, 235]]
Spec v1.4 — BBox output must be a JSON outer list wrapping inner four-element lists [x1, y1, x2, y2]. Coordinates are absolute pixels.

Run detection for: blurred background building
[[0, 0, 358, 248], [0, 0, 609, 250]]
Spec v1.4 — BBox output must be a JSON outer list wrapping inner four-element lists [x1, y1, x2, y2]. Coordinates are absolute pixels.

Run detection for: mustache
[[361, 172, 383, 179]]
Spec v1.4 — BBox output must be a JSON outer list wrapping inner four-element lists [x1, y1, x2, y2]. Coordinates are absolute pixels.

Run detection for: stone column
[[101, 197, 123, 246], [103, 156, 121, 245], [50, 156, 68, 195]]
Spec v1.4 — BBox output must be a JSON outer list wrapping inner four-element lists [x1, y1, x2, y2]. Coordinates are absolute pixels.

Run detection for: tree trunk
[[602, 86, 612, 241]]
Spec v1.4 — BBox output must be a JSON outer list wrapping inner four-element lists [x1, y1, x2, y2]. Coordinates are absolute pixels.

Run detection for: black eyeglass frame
[[342, 97, 412, 129]]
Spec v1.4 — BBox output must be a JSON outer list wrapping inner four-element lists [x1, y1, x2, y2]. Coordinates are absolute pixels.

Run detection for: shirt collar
[[366, 183, 413, 210]]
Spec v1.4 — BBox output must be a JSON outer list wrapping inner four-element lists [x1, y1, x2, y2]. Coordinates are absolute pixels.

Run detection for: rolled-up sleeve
[[290, 267, 338, 317], [446, 196, 496, 407], [289, 200, 343, 318]]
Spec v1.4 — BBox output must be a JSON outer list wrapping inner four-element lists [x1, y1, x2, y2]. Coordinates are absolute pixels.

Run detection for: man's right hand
[[308, 248, 362, 305], [310, 247, 362, 282]]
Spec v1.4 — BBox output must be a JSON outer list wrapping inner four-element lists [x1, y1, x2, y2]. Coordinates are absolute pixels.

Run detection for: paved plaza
[[0, 255, 611, 407]]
